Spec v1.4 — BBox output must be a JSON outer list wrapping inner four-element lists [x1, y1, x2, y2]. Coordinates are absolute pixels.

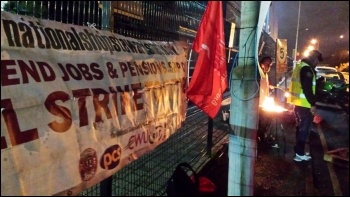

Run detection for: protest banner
[[1, 11, 188, 196]]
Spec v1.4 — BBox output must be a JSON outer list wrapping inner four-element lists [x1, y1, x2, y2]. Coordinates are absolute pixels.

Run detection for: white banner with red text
[[1, 11, 188, 196]]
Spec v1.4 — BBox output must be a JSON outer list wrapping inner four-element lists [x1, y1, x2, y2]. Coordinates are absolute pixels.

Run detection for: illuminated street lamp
[[293, 1, 301, 69], [303, 39, 319, 58], [307, 45, 314, 51], [310, 38, 319, 50]]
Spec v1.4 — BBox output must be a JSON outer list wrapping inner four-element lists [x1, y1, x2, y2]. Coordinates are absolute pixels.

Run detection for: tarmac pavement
[[197, 100, 349, 196], [198, 108, 315, 196]]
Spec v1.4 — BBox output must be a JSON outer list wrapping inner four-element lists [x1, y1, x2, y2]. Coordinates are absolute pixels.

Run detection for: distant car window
[[315, 67, 337, 72]]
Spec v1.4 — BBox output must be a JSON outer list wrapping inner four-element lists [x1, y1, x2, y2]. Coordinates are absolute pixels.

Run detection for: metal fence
[[1, 1, 232, 196], [1, 1, 207, 40], [1, 1, 102, 27]]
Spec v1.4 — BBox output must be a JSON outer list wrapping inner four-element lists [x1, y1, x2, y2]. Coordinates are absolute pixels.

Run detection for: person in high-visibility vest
[[287, 50, 323, 162]]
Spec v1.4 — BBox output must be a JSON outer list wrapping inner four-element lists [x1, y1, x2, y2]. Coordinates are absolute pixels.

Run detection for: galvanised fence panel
[[112, 1, 207, 42], [1, 1, 232, 196], [1, 1, 102, 28]]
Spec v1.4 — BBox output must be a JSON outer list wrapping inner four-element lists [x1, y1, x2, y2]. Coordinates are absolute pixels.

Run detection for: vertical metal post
[[228, 1, 270, 196], [187, 49, 193, 87], [100, 4, 113, 195], [293, 1, 301, 69], [101, 1, 111, 31], [284, 72, 287, 95], [100, 175, 113, 196], [207, 117, 213, 156]]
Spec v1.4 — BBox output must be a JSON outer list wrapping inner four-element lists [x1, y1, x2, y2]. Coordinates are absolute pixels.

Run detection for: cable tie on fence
[[87, 22, 97, 30]]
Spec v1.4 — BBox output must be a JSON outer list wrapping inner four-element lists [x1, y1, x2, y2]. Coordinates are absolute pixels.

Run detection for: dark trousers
[[258, 109, 273, 142], [293, 106, 313, 155]]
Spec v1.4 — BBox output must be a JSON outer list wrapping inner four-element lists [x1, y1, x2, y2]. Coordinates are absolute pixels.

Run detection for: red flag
[[186, 1, 227, 119]]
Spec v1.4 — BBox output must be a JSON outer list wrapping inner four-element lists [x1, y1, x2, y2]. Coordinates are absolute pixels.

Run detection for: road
[[310, 102, 349, 196], [271, 74, 349, 196]]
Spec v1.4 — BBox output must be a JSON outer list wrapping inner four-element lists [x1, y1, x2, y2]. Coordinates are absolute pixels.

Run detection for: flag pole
[[207, 117, 213, 156], [186, 2, 227, 156]]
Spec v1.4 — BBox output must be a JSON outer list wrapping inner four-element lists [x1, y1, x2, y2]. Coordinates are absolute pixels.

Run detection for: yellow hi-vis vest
[[287, 62, 316, 108]]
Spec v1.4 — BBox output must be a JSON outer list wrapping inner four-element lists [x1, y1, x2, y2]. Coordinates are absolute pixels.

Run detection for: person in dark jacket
[[287, 50, 323, 162]]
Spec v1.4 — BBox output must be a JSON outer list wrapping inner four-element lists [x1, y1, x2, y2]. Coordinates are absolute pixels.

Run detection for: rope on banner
[[87, 22, 97, 29]]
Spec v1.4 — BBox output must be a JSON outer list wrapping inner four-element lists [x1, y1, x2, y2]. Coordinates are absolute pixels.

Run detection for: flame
[[260, 97, 287, 113], [284, 92, 290, 98]]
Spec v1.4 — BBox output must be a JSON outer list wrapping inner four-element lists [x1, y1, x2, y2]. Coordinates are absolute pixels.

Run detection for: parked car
[[316, 77, 349, 114], [340, 72, 349, 84], [340, 66, 349, 84], [315, 66, 338, 78], [315, 66, 346, 88]]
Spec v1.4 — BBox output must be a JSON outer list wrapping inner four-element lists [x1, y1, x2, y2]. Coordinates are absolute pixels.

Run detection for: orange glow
[[284, 92, 290, 98], [260, 97, 288, 113]]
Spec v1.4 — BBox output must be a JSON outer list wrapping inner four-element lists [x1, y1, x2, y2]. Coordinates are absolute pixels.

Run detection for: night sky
[[274, 1, 349, 67]]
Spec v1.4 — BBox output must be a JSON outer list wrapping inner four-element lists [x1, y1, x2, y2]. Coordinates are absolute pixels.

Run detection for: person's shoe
[[305, 152, 310, 156], [294, 153, 312, 162], [271, 143, 280, 148]]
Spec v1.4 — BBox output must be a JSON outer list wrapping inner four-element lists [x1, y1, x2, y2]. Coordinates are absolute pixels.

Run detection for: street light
[[302, 39, 319, 57], [307, 45, 314, 51], [311, 38, 319, 50], [293, 1, 301, 69], [303, 50, 310, 57]]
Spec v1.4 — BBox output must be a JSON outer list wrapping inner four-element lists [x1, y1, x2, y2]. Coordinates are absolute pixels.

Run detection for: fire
[[260, 97, 288, 113]]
